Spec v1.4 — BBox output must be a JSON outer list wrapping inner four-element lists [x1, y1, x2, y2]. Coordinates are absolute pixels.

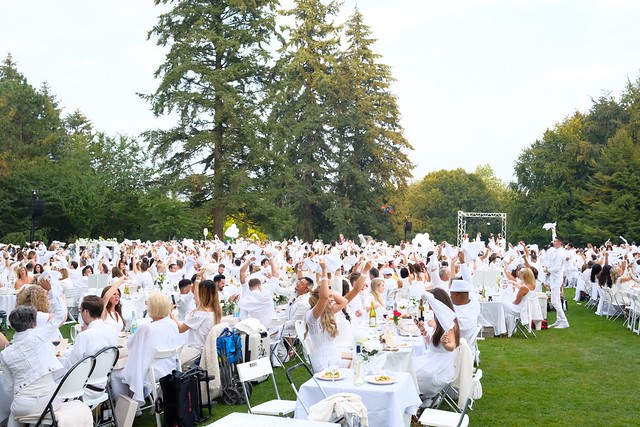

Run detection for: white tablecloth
[[478, 298, 507, 336], [208, 412, 338, 426], [295, 370, 421, 427], [0, 294, 17, 326], [381, 347, 418, 389]]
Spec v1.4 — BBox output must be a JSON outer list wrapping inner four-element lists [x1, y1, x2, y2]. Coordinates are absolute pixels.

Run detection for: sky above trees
[[3, 0, 640, 184]]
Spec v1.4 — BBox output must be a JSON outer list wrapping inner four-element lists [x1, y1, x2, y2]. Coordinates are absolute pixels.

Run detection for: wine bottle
[[418, 298, 425, 322], [369, 302, 377, 328]]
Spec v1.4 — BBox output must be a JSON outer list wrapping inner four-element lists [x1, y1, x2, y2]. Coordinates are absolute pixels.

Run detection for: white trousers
[[550, 286, 567, 324]]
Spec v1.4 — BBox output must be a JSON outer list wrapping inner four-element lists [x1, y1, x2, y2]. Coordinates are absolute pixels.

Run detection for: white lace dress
[[305, 310, 340, 372]]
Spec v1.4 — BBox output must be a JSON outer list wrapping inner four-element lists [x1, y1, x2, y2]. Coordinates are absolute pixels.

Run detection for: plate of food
[[365, 374, 397, 385], [383, 344, 399, 352], [315, 369, 346, 381]]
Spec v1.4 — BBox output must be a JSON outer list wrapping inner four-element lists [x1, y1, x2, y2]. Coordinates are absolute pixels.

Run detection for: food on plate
[[321, 369, 341, 379], [375, 375, 393, 382]]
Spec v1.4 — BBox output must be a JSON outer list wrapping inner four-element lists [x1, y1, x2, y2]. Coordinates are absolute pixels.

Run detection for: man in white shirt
[[449, 280, 480, 347], [59, 295, 118, 372], [546, 236, 569, 328], [137, 261, 154, 290], [238, 276, 276, 330]]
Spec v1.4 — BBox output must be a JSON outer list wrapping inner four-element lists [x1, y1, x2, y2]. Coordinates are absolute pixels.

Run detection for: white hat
[[450, 280, 474, 293], [381, 267, 394, 276]]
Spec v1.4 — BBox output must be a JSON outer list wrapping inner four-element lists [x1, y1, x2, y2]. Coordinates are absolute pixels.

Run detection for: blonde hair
[[60, 269, 69, 280], [16, 285, 49, 312], [308, 289, 338, 338], [610, 265, 622, 283], [370, 278, 385, 307], [521, 268, 536, 289], [146, 293, 171, 318]]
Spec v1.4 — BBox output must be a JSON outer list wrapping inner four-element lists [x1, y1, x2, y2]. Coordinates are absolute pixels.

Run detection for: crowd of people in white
[[0, 232, 639, 426]]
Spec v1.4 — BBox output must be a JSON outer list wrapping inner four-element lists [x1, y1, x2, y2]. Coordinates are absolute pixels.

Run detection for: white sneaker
[[548, 321, 560, 328], [555, 322, 570, 329]]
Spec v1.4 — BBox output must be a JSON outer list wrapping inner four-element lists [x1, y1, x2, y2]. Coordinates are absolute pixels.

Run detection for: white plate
[[365, 375, 397, 385], [314, 370, 346, 381]]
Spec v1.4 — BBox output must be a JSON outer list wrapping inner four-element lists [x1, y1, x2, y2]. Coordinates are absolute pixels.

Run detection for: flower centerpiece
[[273, 294, 289, 306], [153, 273, 166, 290], [222, 299, 238, 316], [392, 309, 402, 325], [360, 336, 383, 362]]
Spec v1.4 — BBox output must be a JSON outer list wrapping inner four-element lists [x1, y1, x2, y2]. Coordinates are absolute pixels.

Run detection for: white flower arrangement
[[360, 337, 383, 361]]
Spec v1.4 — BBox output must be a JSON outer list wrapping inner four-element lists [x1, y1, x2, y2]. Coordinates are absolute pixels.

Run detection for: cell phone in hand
[[171, 295, 176, 305]]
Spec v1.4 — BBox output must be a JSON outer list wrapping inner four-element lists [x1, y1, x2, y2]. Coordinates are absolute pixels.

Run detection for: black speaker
[[32, 199, 44, 217], [404, 221, 412, 232]]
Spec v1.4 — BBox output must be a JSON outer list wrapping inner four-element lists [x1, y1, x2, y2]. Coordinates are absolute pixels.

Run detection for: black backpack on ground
[[158, 366, 211, 427]]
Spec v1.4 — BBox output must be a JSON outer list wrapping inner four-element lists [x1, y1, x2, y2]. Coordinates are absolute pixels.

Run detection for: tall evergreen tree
[[144, 0, 278, 238], [328, 7, 413, 240], [267, 0, 343, 241]]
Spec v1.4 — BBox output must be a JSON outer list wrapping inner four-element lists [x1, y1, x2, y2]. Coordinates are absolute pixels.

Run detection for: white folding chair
[[15, 355, 96, 426], [236, 357, 296, 416], [141, 345, 183, 427], [630, 294, 640, 334], [419, 398, 471, 427], [285, 362, 328, 416], [268, 317, 287, 367], [63, 287, 83, 324], [465, 325, 483, 367], [84, 346, 120, 426], [294, 319, 314, 370]]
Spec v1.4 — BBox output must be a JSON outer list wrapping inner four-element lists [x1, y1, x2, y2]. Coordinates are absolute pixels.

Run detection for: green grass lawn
[[4, 289, 640, 426]]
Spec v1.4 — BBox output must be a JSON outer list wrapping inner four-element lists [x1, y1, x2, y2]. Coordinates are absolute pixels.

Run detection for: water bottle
[[129, 310, 138, 334]]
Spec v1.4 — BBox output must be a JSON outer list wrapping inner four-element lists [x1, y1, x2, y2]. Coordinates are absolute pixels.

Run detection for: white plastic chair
[[83, 346, 119, 424], [15, 355, 95, 426], [236, 357, 296, 416], [142, 344, 183, 427]]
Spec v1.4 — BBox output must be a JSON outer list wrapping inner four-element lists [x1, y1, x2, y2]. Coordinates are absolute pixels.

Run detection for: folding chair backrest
[[269, 317, 287, 329], [88, 346, 119, 385], [153, 345, 183, 373], [65, 287, 82, 306], [454, 339, 474, 410], [58, 355, 96, 400], [294, 319, 306, 341], [237, 356, 274, 383]]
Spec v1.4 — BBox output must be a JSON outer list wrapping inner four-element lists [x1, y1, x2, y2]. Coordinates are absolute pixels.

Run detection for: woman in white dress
[[363, 278, 387, 323], [170, 276, 222, 362], [414, 288, 460, 398], [502, 268, 535, 336], [305, 262, 364, 371], [101, 277, 127, 332]]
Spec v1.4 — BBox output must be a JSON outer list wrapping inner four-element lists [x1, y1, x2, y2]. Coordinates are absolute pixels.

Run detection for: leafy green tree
[[575, 128, 640, 241], [402, 169, 501, 243], [143, 0, 278, 239]]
